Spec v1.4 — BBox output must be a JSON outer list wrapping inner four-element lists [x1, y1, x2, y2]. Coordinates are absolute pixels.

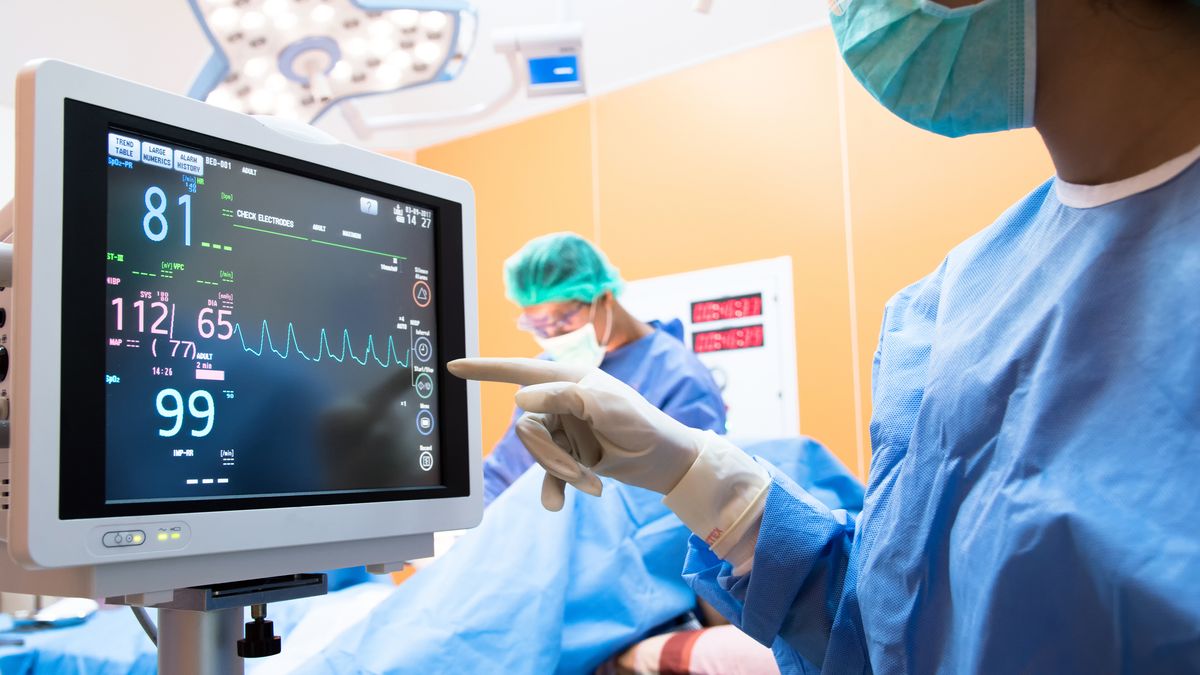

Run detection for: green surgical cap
[[504, 232, 625, 307]]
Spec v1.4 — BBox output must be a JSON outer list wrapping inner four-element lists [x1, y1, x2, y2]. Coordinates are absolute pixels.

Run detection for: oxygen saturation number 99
[[156, 388, 215, 438]]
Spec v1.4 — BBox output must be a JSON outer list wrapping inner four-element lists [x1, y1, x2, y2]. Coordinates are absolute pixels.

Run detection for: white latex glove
[[450, 358, 770, 571], [447, 358, 709, 510]]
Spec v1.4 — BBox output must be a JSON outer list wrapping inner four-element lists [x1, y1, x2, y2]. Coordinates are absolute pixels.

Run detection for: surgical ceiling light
[[186, 0, 477, 121]]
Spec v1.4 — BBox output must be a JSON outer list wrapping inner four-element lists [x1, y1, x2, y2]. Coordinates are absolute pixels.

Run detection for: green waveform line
[[233, 320, 409, 368], [233, 223, 309, 242]]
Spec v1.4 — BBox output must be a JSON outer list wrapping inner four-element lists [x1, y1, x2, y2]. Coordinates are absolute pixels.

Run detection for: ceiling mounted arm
[[338, 51, 521, 136]]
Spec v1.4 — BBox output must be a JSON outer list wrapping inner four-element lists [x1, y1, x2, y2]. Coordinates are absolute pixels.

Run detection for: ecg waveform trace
[[234, 320, 410, 368]]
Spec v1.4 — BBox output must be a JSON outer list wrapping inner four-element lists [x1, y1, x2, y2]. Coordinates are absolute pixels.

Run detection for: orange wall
[[413, 27, 1053, 478]]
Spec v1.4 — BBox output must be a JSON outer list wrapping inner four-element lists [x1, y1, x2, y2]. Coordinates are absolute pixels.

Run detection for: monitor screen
[[60, 100, 470, 518]]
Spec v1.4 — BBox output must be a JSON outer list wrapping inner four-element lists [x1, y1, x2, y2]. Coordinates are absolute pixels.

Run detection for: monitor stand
[[108, 572, 328, 675]]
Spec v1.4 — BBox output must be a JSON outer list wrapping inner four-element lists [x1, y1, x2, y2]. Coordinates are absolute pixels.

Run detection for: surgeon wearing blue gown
[[452, 0, 1200, 672], [483, 232, 726, 505]]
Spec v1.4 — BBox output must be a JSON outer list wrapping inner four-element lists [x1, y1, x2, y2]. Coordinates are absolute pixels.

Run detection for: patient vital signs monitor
[[2, 60, 481, 597], [96, 115, 446, 511]]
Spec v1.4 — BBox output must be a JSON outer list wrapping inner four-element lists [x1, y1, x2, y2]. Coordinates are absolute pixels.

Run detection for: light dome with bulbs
[[186, 0, 476, 121]]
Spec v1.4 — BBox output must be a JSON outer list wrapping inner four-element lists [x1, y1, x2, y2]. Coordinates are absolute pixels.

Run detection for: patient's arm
[[603, 625, 779, 675]]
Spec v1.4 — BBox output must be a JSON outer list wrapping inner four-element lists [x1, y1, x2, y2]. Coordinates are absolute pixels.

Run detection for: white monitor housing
[[0, 60, 481, 599]]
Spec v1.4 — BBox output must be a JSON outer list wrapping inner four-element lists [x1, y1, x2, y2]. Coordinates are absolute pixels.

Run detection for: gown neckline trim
[[1054, 142, 1200, 209]]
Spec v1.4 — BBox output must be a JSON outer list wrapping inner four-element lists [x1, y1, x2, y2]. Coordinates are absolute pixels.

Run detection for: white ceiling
[[0, 0, 829, 151]]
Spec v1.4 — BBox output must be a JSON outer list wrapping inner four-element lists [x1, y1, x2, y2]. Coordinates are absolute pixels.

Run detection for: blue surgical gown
[[0, 439, 862, 675], [484, 318, 727, 505], [289, 438, 861, 675], [685, 162, 1200, 672]]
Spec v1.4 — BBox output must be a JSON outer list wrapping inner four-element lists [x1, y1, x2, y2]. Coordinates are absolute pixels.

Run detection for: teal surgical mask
[[830, 0, 1036, 138], [534, 301, 612, 369]]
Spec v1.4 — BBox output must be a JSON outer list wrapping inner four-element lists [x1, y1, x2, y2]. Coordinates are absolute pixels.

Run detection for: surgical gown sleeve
[[660, 380, 726, 433], [682, 463, 861, 673], [482, 406, 535, 506], [679, 279, 929, 672]]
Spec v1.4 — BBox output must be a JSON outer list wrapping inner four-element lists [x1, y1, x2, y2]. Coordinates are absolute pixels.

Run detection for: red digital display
[[691, 293, 763, 324], [692, 324, 765, 354]]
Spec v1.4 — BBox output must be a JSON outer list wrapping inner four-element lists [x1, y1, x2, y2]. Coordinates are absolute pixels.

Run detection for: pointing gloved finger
[[541, 472, 567, 512], [516, 413, 603, 498], [514, 382, 590, 419], [447, 358, 590, 387]]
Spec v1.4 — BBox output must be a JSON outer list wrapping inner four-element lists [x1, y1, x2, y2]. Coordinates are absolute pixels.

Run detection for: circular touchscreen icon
[[415, 372, 434, 399], [412, 280, 432, 308], [414, 337, 433, 363], [416, 409, 435, 436]]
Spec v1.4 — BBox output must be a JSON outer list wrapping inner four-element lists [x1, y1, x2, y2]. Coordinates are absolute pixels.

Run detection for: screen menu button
[[107, 133, 140, 162], [174, 149, 205, 176], [141, 142, 174, 169]]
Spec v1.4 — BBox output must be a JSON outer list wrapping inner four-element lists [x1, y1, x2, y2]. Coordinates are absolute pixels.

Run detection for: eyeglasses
[[516, 302, 589, 338]]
